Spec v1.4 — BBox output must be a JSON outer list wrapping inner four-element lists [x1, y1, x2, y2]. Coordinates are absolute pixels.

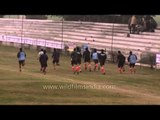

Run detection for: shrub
[[139, 52, 156, 68]]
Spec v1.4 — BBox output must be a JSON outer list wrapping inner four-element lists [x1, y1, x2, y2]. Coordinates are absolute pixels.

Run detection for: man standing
[[40, 50, 48, 75], [128, 51, 137, 74], [38, 49, 44, 71], [52, 48, 60, 70], [99, 49, 107, 75], [83, 47, 91, 72], [76, 47, 82, 74], [71, 48, 77, 74], [117, 51, 126, 74], [17, 48, 26, 72], [91, 49, 99, 71]]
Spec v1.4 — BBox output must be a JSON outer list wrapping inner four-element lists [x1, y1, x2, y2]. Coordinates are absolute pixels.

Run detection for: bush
[[139, 52, 156, 68]]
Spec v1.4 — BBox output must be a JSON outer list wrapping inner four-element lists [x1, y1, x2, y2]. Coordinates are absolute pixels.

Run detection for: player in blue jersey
[[128, 51, 137, 74], [91, 49, 99, 71], [17, 48, 26, 72]]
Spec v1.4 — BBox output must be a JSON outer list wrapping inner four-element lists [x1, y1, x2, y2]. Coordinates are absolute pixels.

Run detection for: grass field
[[0, 45, 160, 105]]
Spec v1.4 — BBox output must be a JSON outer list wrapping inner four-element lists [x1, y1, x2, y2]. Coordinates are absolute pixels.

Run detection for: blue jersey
[[17, 51, 26, 61], [128, 54, 137, 64], [92, 52, 98, 60]]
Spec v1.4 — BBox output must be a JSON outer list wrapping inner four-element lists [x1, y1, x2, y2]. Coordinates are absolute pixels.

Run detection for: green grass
[[0, 45, 160, 105]]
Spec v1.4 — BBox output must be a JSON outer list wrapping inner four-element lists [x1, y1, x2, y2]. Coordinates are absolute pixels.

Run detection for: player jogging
[[117, 51, 126, 74], [99, 49, 107, 75], [17, 48, 26, 72], [52, 48, 60, 70], [38, 49, 44, 71], [83, 47, 91, 72], [91, 48, 99, 71]]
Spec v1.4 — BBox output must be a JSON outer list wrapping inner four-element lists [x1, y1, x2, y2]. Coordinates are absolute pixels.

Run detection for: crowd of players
[[17, 47, 137, 75]]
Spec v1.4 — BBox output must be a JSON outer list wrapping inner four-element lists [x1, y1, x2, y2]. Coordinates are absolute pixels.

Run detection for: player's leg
[[118, 63, 121, 73], [53, 60, 56, 70], [71, 60, 76, 74], [95, 60, 99, 71], [22, 60, 25, 66], [94, 60, 98, 71], [19, 61, 22, 72], [129, 64, 133, 74], [76, 60, 81, 74], [88, 60, 91, 72], [122, 63, 125, 72], [93, 60, 96, 71], [56, 59, 60, 66], [133, 63, 136, 73], [41, 64, 45, 74], [100, 61, 105, 75], [43, 64, 47, 75], [84, 59, 87, 70], [79, 60, 82, 72], [43, 67, 46, 75], [120, 63, 125, 73]]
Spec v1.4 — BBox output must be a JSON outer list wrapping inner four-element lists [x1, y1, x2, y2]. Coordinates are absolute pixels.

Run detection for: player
[[117, 51, 126, 74], [17, 48, 26, 72], [83, 47, 91, 72], [91, 48, 99, 71], [99, 49, 107, 75], [40, 50, 48, 75], [71, 48, 77, 74], [38, 49, 44, 71], [52, 48, 60, 70], [75, 47, 82, 74], [128, 51, 137, 74]]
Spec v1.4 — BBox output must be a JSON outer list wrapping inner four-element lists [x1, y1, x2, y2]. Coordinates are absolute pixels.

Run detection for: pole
[[111, 22, 114, 53], [61, 17, 63, 49], [110, 16, 115, 63], [21, 15, 24, 48]]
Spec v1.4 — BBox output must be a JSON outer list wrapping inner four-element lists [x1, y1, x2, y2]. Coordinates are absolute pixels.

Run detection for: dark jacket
[[83, 50, 90, 60], [117, 54, 125, 63], [99, 53, 107, 62], [52, 51, 60, 60], [40, 54, 48, 67]]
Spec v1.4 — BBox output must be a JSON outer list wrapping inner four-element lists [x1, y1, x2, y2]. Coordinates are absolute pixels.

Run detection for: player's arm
[[127, 55, 130, 62], [70, 52, 73, 61], [82, 51, 85, 59], [71, 52, 73, 58], [105, 54, 107, 61]]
